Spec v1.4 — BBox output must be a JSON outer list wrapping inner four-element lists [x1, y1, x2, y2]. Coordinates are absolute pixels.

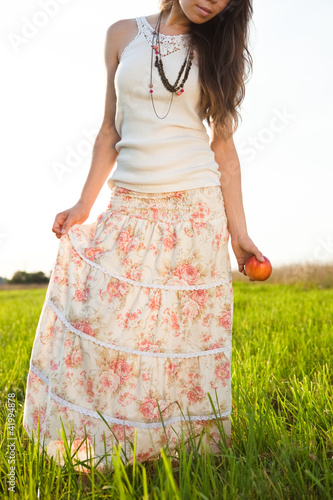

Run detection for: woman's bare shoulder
[[105, 17, 140, 62]]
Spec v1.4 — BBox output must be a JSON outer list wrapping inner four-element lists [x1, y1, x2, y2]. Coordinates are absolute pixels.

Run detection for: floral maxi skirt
[[23, 185, 234, 471]]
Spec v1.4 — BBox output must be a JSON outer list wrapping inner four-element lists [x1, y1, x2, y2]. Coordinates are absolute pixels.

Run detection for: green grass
[[0, 284, 332, 499]]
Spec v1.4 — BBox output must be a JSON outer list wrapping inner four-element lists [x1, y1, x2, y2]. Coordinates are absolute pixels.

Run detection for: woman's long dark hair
[[158, 0, 253, 140]]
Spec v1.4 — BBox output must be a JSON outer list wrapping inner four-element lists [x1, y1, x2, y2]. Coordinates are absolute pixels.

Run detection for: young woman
[[23, 0, 264, 471]]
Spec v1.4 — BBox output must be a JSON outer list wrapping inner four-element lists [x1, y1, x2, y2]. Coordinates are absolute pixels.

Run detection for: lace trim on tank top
[[137, 16, 192, 57]]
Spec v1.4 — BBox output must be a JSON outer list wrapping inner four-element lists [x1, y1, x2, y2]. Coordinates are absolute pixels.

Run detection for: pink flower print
[[116, 313, 129, 329], [110, 424, 127, 442], [188, 372, 201, 384], [139, 339, 151, 351], [165, 362, 179, 376], [211, 341, 224, 349], [140, 398, 168, 420], [74, 288, 90, 302], [52, 266, 66, 285], [149, 207, 159, 223], [117, 229, 132, 251], [96, 213, 106, 226], [201, 332, 212, 343], [142, 371, 151, 381], [202, 313, 214, 327], [148, 290, 161, 310], [184, 226, 194, 238], [72, 348, 83, 365], [64, 337, 72, 348], [187, 390, 199, 404], [214, 232, 222, 249], [40, 325, 53, 345], [49, 359, 60, 371], [64, 347, 83, 368], [114, 360, 132, 382], [84, 246, 104, 261], [166, 276, 189, 287], [131, 449, 154, 463], [162, 308, 181, 336], [28, 371, 39, 386], [175, 264, 199, 285], [173, 191, 184, 198], [26, 393, 35, 405], [219, 310, 232, 330], [107, 280, 127, 299], [129, 309, 141, 321], [118, 392, 137, 407], [198, 202, 210, 218], [171, 312, 181, 334], [70, 247, 82, 266], [191, 289, 208, 306], [86, 378, 95, 399], [71, 436, 93, 454], [117, 309, 142, 330], [127, 236, 140, 252], [215, 360, 231, 383], [193, 386, 205, 399], [183, 299, 200, 320], [127, 266, 143, 281], [187, 385, 205, 404], [149, 243, 158, 255], [163, 233, 177, 251], [150, 344, 160, 352], [138, 339, 160, 352], [189, 203, 209, 229], [72, 321, 95, 337], [100, 370, 121, 392], [140, 398, 158, 419], [191, 210, 201, 220], [32, 408, 46, 429]]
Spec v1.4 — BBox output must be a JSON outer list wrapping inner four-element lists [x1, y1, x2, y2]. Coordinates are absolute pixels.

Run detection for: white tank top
[[107, 16, 222, 193]]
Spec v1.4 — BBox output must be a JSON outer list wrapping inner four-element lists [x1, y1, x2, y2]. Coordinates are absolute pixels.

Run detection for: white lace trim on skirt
[[68, 232, 232, 290], [30, 363, 231, 428], [47, 298, 232, 359]]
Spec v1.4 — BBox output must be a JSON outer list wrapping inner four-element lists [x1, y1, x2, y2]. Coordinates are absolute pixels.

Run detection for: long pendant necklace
[[149, 11, 194, 119]]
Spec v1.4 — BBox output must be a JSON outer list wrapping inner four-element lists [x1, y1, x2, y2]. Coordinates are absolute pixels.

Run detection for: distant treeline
[[1, 261, 333, 288], [6, 271, 50, 284]]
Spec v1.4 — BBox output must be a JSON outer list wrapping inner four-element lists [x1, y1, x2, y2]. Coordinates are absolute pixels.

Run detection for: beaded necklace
[[149, 11, 194, 119]]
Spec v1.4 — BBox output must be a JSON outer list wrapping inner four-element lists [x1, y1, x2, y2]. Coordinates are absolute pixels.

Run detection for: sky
[[1, 0, 333, 279]]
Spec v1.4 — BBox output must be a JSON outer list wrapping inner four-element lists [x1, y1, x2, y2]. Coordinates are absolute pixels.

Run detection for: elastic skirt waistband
[[106, 185, 226, 223]]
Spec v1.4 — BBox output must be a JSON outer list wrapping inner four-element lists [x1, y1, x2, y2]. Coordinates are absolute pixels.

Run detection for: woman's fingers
[[52, 211, 71, 236], [61, 215, 76, 235], [51, 203, 90, 238], [52, 214, 66, 236], [256, 252, 265, 262]]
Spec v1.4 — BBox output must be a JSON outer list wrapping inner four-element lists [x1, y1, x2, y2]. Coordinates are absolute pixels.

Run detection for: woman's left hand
[[230, 233, 265, 281]]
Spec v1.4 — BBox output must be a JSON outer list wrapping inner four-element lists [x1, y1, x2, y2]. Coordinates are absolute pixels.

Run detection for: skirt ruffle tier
[[23, 185, 234, 471]]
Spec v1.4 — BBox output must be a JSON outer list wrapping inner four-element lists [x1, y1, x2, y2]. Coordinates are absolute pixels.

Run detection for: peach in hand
[[245, 255, 272, 281]]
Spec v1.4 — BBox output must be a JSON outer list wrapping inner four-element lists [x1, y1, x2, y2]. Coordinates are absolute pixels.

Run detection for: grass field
[[0, 284, 332, 499]]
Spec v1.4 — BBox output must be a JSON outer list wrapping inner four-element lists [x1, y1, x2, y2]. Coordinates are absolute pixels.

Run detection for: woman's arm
[[78, 23, 123, 211], [52, 22, 122, 238], [210, 118, 265, 278], [210, 129, 247, 241]]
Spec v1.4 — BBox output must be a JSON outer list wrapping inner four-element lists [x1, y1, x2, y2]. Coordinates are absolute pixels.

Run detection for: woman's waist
[[107, 184, 225, 222], [114, 142, 219, 168]]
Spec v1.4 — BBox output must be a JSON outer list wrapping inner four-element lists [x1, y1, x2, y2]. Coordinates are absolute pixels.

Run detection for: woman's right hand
[[52, 200, 91, 239]]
